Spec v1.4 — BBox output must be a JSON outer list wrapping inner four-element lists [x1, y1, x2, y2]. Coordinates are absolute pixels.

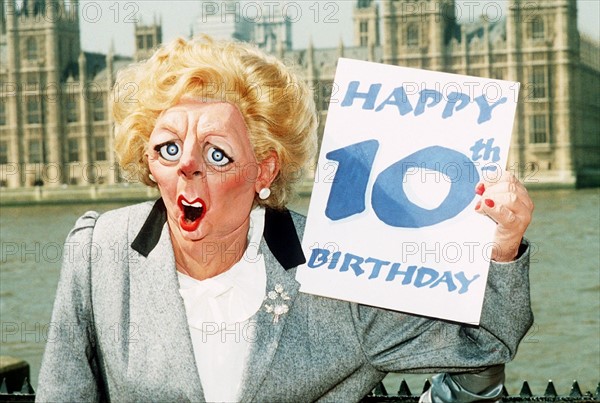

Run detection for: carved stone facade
[[0, 0, 598, 189], [0, 0, 124, 187]]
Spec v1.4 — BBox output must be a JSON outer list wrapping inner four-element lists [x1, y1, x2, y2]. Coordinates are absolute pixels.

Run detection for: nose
[[178, 137, 203, 179]]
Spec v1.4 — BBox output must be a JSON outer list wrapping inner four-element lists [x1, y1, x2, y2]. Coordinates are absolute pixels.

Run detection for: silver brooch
[[263, 283, 291, 323]]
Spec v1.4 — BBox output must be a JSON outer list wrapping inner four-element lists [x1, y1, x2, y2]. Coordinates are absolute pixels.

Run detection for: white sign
[[296, 58, 520, 324]]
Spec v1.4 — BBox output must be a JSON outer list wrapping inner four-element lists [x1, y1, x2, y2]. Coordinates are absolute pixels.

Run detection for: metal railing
[[361, 379, 600, 402], [1, 377, 599, 402], [0, 377, 34, 403]]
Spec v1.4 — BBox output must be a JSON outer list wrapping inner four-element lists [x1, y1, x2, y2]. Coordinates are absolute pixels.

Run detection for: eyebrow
[[155, 122, 183, 135], [156, 111, 188, 135]]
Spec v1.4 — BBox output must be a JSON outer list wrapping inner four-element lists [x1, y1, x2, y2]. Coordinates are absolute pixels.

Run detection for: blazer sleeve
[[352, 240, 533, 374], [36, 211, 104, 402]]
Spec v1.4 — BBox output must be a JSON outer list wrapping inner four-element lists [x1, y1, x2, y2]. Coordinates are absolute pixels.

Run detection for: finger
[[477, 169, 515, 188], [478, 176, 533, 213], [475, 170, 515, 196], [480, 195, 531, 229]]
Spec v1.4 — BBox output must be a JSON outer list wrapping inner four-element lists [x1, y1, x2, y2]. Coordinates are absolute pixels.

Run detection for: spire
[[78, 50, 87, 82], [338, 36, 345, 58], [277, 37, 285, 59], [106, 40, 114, 84], [306, 36, 317, 81], [307, 36, 315, 67]]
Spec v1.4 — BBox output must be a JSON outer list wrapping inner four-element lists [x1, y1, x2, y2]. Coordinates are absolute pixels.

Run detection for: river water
[[1, 188, 598, 395]]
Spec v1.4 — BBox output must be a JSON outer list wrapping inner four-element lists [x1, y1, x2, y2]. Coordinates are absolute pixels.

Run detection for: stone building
[[285, 0, 599, 186], [193, 0, 292, 52], [0, 0, 598, 189], [1, 0, 119, 187]]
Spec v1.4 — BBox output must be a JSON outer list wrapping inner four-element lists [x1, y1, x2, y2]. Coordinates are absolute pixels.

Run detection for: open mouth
[[177, 195, 205, 232]]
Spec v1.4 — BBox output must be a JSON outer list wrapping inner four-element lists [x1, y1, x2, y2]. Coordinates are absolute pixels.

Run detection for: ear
[[255, 151, 280, 193]]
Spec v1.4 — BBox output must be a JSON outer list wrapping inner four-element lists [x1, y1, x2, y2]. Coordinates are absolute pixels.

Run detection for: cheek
[[209, 171, 255, 199], [149, 161, 178, 193]]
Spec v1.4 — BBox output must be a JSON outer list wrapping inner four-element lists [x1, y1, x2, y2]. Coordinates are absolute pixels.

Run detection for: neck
[[170, 220, 250, 281]]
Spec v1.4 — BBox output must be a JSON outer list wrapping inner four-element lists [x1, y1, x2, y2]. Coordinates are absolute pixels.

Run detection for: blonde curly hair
[[111, 36, 318, 209]]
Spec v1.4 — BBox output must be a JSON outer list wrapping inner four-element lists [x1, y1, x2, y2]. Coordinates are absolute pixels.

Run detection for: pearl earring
[[258, 188, 271, 200], [149, 174, 156, 183]]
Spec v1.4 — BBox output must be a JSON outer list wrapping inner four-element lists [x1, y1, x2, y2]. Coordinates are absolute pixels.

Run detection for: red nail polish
[[485, 199, 495, 208], [475, 201, 482, 210], [476, 183, 485, 196]]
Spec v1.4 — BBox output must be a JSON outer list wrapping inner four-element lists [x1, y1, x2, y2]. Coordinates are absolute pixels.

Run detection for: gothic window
[[27, 73, 38, 85], [26, 37, 38, 60], [146, 34, 154, 48], [530, 17, 545, 40], [26, 98, 41, 124], [0, 102, 6, 125], [0, 141, 8, 164], [94, 137, 107, 161], [93, 97, 105, 121], [137, 35, 144, 50], [66, 98, 78, 123], [28, 139, 43, 163], [406, 23, 419, 48], [530, 114, 548, 144], [360, 21, 369, 47], [68, 138, 79, 162], [530, 66, 547, 99]]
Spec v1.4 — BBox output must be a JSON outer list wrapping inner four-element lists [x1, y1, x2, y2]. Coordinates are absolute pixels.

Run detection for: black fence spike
[[0, 378, 7, 394], [397, 379, 411, 396], [20, 377, 35, 394], [501, 385, 509, 397], [422, 379, 431, 393], [569, 380, 583, 397], [373, 381, 388, 396], [519, 380, 533, 397], [544, 380, 558, 397]]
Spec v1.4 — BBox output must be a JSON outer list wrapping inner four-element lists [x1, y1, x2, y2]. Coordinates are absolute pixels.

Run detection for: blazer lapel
[[237, 238, 301, 402], [129, 203, 205, 401], [128, 201, 305, 402], [237, 208, 306, 402]]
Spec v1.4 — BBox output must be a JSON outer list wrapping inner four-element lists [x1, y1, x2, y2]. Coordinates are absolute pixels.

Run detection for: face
[[146, 100, 273, 244]]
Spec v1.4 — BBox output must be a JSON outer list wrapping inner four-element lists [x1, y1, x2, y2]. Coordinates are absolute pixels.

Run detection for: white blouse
[[177, 207, 267, 402]]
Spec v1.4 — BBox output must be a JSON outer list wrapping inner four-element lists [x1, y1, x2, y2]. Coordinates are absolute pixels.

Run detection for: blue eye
[[158, 142, 181, 161], [206, 146, 231, 167]]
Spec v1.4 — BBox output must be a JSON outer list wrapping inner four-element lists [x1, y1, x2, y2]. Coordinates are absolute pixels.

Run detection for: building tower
[[354, 0, 379, 48], [382, 0, 457, 70], [194, 0, 252, 43], [134, 16, 162, 62], [1, 0, 81, 187], [253, 1, 292, 52], [507, 0, 581, 184]]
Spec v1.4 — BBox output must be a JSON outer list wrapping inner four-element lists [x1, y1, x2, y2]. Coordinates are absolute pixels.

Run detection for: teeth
[[181, 200, 202, 208]]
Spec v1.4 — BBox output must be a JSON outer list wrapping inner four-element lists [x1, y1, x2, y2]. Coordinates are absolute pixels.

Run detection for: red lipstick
[[177, 195, 205, 232]]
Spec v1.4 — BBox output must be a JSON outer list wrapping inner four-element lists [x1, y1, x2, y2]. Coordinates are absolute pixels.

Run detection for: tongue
[[183, 205, 202, 222]]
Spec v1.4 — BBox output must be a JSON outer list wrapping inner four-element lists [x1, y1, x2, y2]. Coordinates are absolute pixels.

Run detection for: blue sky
[[77, 0, 599, 56]]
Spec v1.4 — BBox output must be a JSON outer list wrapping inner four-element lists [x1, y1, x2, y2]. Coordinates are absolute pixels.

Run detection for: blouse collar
[[177, 207, 267, 327], [131, 198, 306, 269]]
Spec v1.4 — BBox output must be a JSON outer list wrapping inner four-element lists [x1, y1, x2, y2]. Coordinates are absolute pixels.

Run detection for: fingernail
[[485, 199, 495, 208], [475, 183, 485, 196], [475, 201, 482, 210]]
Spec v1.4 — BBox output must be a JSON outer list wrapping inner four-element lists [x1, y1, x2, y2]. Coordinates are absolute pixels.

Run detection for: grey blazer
[[37, 199, 533, 402]]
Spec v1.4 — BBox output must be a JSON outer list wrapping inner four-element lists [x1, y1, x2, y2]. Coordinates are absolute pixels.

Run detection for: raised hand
[[475, 172, 534, 262]]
